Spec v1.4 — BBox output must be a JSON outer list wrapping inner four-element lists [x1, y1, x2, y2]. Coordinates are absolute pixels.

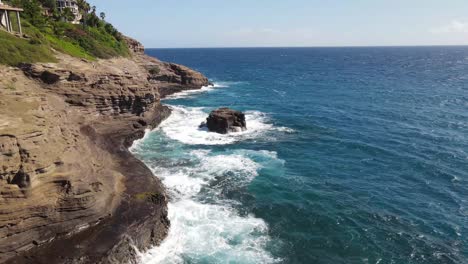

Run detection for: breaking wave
[[163, 82, 229, 100], [135, 148, 283, 264], [157, 105, 293, 145]]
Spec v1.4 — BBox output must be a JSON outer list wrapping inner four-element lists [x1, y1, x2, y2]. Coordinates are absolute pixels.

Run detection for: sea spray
[[132, 141, 283, 263], [157, 106, 292, 145], [163, 82, 230, 100]]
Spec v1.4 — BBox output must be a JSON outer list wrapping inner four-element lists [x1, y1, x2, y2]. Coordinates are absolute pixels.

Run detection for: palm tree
[[99, 12, 105, 21], [76, 0, 91, 13], [76, 0, 90, 26]]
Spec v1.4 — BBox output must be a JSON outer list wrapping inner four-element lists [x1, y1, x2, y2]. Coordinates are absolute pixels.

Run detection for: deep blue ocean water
[[133, 47, 468, 264]]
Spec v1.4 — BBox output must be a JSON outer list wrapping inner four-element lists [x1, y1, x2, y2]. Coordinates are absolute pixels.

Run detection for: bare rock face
[[157, 63, 210, 87], [0, 136, 21, 184], [0, 39, 209, 264], [205, 108, 247, 134], [123, 36, 145, 54], [144, 60, 211, 98]]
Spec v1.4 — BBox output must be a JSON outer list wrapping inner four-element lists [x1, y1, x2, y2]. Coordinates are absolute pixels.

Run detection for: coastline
[[8, 105, 174, 264], [1, 38, 210, 263]]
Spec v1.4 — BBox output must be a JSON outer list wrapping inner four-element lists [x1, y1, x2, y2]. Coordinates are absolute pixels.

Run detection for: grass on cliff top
[[0, 30, 57, 66], [46, 34, 95, 61], [0, 0, 130, 66], [0, 22, 129, 66], [63, 25, 130, 59]]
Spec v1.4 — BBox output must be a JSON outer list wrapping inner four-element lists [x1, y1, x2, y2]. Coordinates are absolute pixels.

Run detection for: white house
[[56, 0, 82, 24]]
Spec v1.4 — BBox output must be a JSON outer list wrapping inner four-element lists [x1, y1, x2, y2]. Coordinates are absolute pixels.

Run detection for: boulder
[[40, 71, 61, 84], [205, 108, 247, 134]]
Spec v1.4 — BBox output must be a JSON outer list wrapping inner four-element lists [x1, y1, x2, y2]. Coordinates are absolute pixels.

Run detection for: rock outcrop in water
[[205, 108, 247, 134], [0, 37, 209, 263]]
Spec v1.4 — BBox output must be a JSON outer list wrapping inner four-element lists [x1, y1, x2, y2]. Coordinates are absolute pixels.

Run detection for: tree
[[99, 12, 105, 21], [14, 0, 47, 28], [76, 0, 90, 12], [38, 0, 56, 9], [86, 12, 100, 27], [61, 7, 75, 22], [76, 0, 90, 26]]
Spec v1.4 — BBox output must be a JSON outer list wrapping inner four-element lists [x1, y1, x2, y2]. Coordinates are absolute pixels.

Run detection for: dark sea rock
[[206, 108, 247, 134]]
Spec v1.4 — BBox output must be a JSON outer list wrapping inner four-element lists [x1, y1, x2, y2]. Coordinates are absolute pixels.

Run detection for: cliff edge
[[0, 37, 209, 263]]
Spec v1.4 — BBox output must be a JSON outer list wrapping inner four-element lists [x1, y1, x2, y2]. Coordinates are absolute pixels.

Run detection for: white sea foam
[[275, 126, 296, 133], [157, 106, 292, 145], [138, 149, 281, 264], [163, 82, 228, 100], [140, 200, 276, 264], [128, 128, 152, 152], [150, 150, 261, 199]]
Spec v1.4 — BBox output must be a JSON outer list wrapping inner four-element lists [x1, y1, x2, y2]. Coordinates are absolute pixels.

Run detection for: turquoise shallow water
[[133, 47, 468, 264]]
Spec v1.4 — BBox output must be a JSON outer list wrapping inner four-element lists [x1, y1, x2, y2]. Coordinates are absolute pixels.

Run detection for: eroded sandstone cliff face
[[0, 38, 209, 263]]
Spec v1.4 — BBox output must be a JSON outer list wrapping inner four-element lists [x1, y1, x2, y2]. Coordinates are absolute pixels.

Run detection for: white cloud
[[430, 20, 468, 34]]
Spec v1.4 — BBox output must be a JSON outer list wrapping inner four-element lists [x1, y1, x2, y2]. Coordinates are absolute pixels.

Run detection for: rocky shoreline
[[0, 38, 210, 263]]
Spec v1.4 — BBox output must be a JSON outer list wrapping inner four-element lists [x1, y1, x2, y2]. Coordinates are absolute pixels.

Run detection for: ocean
[[131, 47, 468, 264]]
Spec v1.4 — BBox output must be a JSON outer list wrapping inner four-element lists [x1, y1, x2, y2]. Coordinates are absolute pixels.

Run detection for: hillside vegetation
[[0, 29, 57, 65], [0, 0, 129, 66]]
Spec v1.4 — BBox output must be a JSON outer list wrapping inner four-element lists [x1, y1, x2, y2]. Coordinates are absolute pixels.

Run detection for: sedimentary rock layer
[[0, 38, 209, 263]]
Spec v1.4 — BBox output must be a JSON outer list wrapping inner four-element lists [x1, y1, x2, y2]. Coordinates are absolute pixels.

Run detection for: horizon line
[[146, 44, 468, 49]]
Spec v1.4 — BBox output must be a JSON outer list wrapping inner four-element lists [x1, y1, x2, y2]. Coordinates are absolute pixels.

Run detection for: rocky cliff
[[0, 38, 210, 263]]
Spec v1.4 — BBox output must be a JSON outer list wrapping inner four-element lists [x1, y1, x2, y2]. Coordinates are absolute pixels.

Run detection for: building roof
[[0, 4, 24, 12]]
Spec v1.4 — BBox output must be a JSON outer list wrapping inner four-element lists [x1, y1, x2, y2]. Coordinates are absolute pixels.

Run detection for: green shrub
[[148, 66, 160, 75], [60, 26, 128, 59]]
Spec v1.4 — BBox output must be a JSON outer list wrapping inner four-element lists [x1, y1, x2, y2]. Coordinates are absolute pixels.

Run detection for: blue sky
[[90, 0, 468, 48]]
